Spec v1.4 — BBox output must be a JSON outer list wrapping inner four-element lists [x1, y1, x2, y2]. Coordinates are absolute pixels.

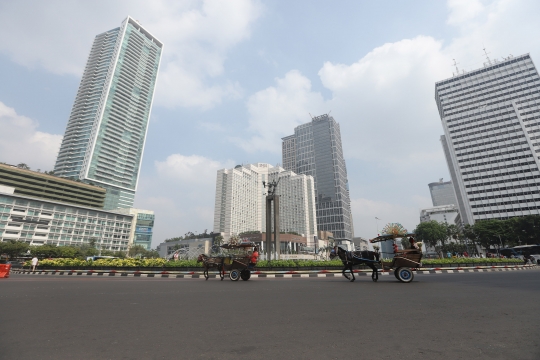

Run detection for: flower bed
[[25, 257, 523, 271]]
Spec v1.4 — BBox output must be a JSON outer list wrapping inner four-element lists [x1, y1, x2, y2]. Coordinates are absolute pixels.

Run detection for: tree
[[414, 221, 447, 256], [0, 240, 29, 259], [213, 235, 224, 246], [16, 163, 30, 170], [89, 237, 97, 249]]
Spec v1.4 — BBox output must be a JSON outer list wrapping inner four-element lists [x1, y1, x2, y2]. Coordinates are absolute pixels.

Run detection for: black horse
[[330, 246, 380, 282]]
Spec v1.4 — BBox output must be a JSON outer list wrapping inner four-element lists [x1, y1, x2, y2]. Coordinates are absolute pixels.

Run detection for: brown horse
[[197, 254, 225, 280]]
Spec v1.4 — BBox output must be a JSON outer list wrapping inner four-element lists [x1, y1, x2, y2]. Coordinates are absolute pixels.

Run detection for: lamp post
[[375, 217, 381, 236]]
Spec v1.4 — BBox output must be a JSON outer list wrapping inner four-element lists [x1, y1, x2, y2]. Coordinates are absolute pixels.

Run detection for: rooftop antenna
[[309, 112, 314, 119], [482, 46, 492, 65], [453, 59, 460, 75], [327, 111, 332, 117]]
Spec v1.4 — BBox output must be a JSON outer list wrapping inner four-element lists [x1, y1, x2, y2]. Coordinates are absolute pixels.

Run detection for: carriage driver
[[249, 247, 259, 269]]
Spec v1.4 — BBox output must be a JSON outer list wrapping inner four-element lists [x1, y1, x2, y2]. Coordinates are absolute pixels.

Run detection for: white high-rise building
[[213, 163, 318, 246], [54, 17, 163, 210], [435, 53, 540, 224]]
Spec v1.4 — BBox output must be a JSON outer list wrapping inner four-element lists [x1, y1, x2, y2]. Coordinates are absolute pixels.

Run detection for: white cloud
[[0, 0, 262, 109], [351, 196, 432, 239], [136, 154, 234, 244], [241, 70, 326, 153], [155, 154, 234, 184], [0, 101, 62, 171], [446, 0, 485, 25]]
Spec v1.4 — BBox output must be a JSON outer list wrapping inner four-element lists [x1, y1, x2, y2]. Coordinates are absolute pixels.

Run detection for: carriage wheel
[[396, 267, 414, 283], [229, 269, 241, 281], [372, 271, 378, 282], [240, 269, 251, 281]]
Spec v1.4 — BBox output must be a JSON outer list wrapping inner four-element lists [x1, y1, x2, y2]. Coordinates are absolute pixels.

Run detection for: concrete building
[[213, 163, 317, 246], [428, 178, 457, 206], [0, 163, 106, 208], [352, 237, 370, 251], [282, 114, 354, 241], [0, 185, 134, 251], [54, 16, 162, 210], [435, 53, 540, 224], [116, 208, 155, 250], [420, 204, 459, 224]]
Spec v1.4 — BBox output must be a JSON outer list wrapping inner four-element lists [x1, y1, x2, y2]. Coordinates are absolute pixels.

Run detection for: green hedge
[[26, 257, 521, 268]]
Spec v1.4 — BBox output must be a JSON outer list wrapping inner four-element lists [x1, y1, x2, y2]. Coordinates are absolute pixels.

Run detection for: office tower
[[213, 163, 317, 246], [435, 53, 540, 225], [0, 185, 135, 251], [282, 114, 353, 241], [428, 178, 458, 206], [54, 16, 162, 210]]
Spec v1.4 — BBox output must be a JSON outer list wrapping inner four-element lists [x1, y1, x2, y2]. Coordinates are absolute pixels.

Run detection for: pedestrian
[[31, 256, 38, 272]]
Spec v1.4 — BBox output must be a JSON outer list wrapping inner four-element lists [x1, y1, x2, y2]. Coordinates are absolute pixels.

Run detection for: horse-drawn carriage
[[370, 233, 422, 283], [197, 241, 257, 281], [330, 233, 422, 283]]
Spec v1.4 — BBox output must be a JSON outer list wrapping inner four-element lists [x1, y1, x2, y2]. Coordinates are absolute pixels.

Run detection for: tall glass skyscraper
[[435, 53, 540, 224], [54, 17, 162, 210], [282, 114, 354, 240]]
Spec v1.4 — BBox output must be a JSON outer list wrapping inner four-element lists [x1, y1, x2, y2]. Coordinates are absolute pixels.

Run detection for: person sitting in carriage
[[248, 247, 259, 269], [409, 237, 419, 250]]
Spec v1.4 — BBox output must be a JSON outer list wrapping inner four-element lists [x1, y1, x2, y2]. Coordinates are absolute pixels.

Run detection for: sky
[[1, 0, 540, 247]]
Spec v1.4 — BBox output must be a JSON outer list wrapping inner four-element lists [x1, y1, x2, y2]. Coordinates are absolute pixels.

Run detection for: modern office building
[[54, 16, 162, 210], [0, 185, 134, 251], [282, 114, 354, 241], [435, 53, 540, 224], [0, 163, 106, 208], [116, 208, 155, 250], [420, 204, 459, 224], [428, 178, 458, 207], [213, 163, 318, 246]]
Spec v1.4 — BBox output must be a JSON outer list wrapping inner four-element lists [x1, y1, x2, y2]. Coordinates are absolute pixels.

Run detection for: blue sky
[[1, 0, 539, 246]]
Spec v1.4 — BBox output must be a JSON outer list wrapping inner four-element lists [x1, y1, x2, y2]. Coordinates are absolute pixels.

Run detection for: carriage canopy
[[369, 233, 415, 243]]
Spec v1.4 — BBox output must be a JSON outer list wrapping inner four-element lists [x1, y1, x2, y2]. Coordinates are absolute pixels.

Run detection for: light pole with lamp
[[375, 217, 381, 236]]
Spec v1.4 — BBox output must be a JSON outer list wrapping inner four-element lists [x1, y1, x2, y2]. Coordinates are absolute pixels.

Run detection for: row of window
[[469, 189, 540, 202], [473, 204, 540, 216], [465, 174, 540, 188], [440, 69, 537, 102], [467, 182, 540, 195], [461, 160, 537, 176], [458, 146, 530, 163], [447, 108, 514, 129], [436, 55, 530, 88], [441, 76, 539, 109], [445, 85, 539, 117], [459, 154, 533, 169], [453, 128, 521, 148], [463, 168, 535, 182], [457, 140, 528, 157], [451, 119, 519, 139]]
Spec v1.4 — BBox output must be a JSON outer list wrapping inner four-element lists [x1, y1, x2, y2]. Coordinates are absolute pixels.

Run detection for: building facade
[[54, 16, 162, 210], [0, 186, 134, 251], [213, 163, 318, 246], [420, 204, 459, 224], [435, 53, 540, 224], [428, 178, 457, 207], [116, 208, 155, 250], [282, 114, 354, 240], [156, 237, 212, 259], [0, 163, 106, 208]]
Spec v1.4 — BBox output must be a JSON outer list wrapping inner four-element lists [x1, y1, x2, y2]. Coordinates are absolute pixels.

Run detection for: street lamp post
[[375, 217, 381, 236]]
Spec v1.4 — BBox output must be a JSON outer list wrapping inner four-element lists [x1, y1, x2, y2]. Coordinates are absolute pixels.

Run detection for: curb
[[11, 265, 538, 279]]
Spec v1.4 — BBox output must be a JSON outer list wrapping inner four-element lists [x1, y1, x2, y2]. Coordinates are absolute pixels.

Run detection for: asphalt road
[[1, 270, 539, 360]]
